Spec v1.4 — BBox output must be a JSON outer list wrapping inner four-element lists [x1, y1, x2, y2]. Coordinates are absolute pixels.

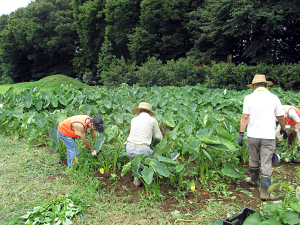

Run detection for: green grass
[[0, 75, 89, 94], [0, 134, 243, 225]]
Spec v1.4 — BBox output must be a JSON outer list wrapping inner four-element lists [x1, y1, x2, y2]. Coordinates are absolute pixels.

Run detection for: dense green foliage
[[1, 0, 300, 86], [0, 0, 79, 82], [100, 57, 300, 91], [0, 84, 299, 189]]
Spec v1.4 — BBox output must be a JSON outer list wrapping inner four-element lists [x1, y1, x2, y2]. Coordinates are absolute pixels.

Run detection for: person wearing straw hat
[[125, 102, 163, 187], [238, 74, 287, 200], [58, 115, 104, 168]]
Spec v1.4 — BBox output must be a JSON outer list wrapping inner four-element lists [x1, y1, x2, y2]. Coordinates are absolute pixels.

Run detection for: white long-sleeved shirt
[[127, 112, 163, 145]]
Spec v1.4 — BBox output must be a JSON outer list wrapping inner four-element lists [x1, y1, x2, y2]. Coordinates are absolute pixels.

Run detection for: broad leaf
[[243, 213, 261, 225], [132, 153, 147, 175], [152, 139, 167, 156], [175, 164, 184, 173], [58, 95, 67, 106], [34, 98, 43, 111], [156, 155, 177, 165], [221, 163, 245, 178], [282, 212, 300, 225], [34, 114, 47, 128], [49, 123, 58, 144], [23, 96, 32, 108], [95, 134, 106, 152], [163, 114, 176, 128], [114, 113, 123, 124], [151, 160, 170, 177], [185, 125, 192, 136], [198, 135, 220, 144], [216, 127, 232, 141], [121, 161, 132, 177], [13, 108, 23, 118], [141, 166, 154, 185]]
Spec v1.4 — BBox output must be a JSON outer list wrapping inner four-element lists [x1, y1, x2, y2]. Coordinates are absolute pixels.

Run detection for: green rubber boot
[[260, 175, 275, 200], [245, 167, 259, 187]]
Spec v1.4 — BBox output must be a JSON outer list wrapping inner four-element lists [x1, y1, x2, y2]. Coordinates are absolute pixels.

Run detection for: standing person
[[125, 102, 163, 187], [238, 74, 287, 200], [58, 115, 104, 168]]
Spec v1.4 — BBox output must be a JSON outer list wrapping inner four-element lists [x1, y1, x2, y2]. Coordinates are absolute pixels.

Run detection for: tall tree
[[0, 0, 79, 82], [104, 0, 142, 60], [187, 0, 300, 65], [128, 0, 198, 64], [72, 0, 106, 77]]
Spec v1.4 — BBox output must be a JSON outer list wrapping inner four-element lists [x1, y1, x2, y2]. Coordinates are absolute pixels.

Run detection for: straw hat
[[131, 102, 156, 116], [247, 74, 273, 88]]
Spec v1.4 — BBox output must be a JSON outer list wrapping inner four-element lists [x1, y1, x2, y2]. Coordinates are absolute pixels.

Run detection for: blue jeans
[[58, 131, 78, 169], [126, 144, 153, 177]]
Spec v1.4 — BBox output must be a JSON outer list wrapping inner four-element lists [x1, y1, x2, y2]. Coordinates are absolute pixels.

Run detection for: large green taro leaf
[[156, 155, 177, 165], [141, 166, 154, 185], [150, 160, 170, 177], [197, 135, 220, 144], [221, 163, 245, 178], [121, 161, 132, 177], [33, 113, 47, 128], [23, 96, 32, 108], [163, 113, 176, 128], [95, 134, 106, 153]]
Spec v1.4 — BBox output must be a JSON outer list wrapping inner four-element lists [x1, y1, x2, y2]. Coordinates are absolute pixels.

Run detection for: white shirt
[[243, 87, 285, 139], [286, 108, 300, 123], [127, 112, 163, 145]]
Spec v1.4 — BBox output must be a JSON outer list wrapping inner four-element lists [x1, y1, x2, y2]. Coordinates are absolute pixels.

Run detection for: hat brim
[[131, 107, 156, 116], [247, 81, 273, 88]]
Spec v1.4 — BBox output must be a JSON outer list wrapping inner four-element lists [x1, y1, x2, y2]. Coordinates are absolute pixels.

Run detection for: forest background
[[0, 0, 300, 90]]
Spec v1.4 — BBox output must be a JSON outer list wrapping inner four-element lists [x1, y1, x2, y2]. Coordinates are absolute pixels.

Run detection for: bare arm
[[296, 123, 300, 131], [276, 115, 286, 131], [90, 129, 97, 139], [240, 113, 249, 132], [80, 136, 95, 152]]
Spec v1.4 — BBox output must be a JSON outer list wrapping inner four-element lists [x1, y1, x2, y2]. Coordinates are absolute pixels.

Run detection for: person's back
[[244, 88, 282, 139]]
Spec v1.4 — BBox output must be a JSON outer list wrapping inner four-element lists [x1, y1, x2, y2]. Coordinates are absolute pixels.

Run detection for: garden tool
[[272, 153, 281, 165]]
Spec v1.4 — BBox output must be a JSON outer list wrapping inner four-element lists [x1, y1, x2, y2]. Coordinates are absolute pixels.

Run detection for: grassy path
[[0, 135, 173, 224], [0, 135, 242, 225]]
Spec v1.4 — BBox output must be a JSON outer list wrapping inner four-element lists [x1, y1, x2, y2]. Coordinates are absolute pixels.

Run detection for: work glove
[[238, 131, 244, 146], [280, 129, 288, 139], [91, 150, 97, 158]]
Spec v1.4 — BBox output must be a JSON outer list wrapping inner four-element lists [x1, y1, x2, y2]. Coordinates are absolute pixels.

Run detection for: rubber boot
[[260, 175, 275, 200], [245, 167, 259, 187], [133, 168, 142, 187]]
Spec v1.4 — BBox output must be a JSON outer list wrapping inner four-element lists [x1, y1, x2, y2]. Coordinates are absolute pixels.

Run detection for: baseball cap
[[90, 117, 104, 133]]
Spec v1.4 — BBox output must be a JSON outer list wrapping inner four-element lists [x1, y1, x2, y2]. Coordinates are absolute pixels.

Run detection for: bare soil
[[58, 157, 300, 215]]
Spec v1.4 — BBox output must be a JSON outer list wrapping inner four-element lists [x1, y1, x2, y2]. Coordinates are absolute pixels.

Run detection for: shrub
[[100, 57, 138, 87]]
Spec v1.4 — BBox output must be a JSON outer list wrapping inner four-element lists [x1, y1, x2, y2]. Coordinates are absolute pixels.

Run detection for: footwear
[[260, 175, 275, 200], [133, 177, 142, 187], [245, 167, 259, 187], [272, 153, 281, 165]]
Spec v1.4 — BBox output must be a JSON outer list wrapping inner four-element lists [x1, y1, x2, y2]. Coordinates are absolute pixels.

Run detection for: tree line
[[0, 0, 299, 85]]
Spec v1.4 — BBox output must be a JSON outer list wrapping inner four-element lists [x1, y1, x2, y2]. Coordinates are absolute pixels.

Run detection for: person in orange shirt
[[276, 105, 300, 162], [276, 105, 300, 141], [58, 115, 104, 168]]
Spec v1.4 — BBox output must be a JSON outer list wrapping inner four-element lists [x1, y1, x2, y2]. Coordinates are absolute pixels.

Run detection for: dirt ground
[[58, 157, 300, 217]]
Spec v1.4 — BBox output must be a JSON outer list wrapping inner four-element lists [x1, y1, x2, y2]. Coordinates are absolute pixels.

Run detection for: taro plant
[[19, 194, 87, 225]]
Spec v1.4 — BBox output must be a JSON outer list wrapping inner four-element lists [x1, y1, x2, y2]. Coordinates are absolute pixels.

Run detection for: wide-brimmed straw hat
[[131, 102, 156, 116], [246, 74, 273, 88]]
